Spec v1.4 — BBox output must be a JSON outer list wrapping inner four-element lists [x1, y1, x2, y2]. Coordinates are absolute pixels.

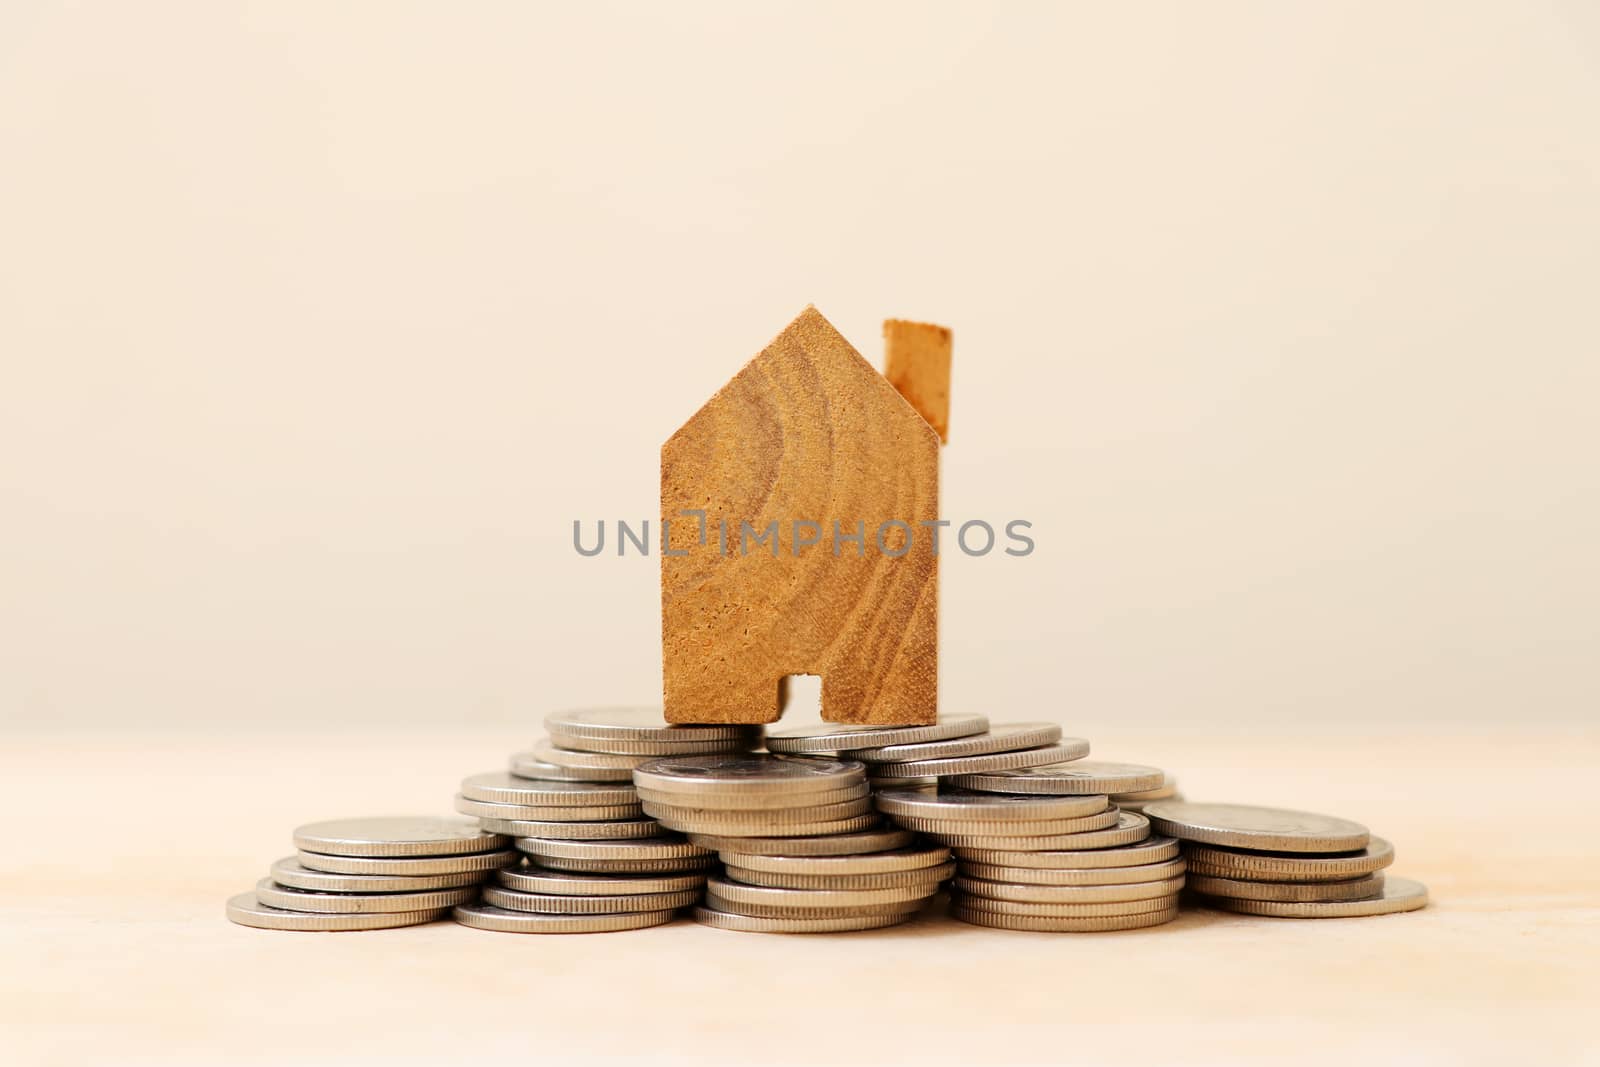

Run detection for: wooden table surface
[[3, 726, 1595, 1066]]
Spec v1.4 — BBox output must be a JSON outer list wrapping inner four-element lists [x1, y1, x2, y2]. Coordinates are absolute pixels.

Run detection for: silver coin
[[1110, 781, 1178, 802], [962, 857, 1188, 886], [532, 853, 715, 875], [719, 843, 950, 875], [1184, 836, 1396, 881], [1202, 875, 1428, 918], [639, 797, 872, 824], [951, 760, 1166, 796], [723, 860, 957, 890], [952, 905, 1179, 932], [515, 835, 711, 862], [225, 892, 447, 932], [954, 874, 1186, 904], [1107, 793, 1185, 814], [533, 740, 662, 771], [874, 787, 1109, 821], [706, 875, 936, 911], [956, 834, 1179, 870], [633, 753, 866, 797], [654, 813, 880, 838], [481, 884, 699, 915], [953, 893, 1177, 917], [460, 771, 639, 807], [636, 783, 868, 811], [881, 743, 1091, 780], [453, 794, 644, 822], [840, 722, 1073, 763], [296, 848, 517, 876], [252, 877, 477, 915], [896, 809, 1121, 838], [693, 905, 914, 934], [509, 752, 634, 783], [866, 775, 939, 789], [693, 826, 914, 857], [543, 707, 761, 742], [1144, 802, 1370, 853], [933, 810, 1150, 850], [705, 897, 927, 920], [546, 731, 758, 756], [497, 867, 706, 896], [765, 714, 990, 754], [453, 902, 676, 933], [1187, 872, 1386, 902], [476, 816, 661, 840], [292, 816, 507, 858], [268, 856, 486, 893], [704, 888, 929, 919]]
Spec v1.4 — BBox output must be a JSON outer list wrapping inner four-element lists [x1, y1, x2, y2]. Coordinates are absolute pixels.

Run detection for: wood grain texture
[[8, 728, 1594, 1067], [883, 319, 952, 442], [661, 306, 941, 724]]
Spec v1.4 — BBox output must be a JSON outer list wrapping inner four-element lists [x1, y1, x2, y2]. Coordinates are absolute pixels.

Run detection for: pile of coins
[[452, 709, 750, 933], [633, 751, 945, 933], [226, 816, 512, 931], [1146, 801, 1428, 918], [505, 707, 760, 791], [225, 709, 1430, 934], [903, 758, 1183, 930], [768, 716, 1185, 931], [708, 838, 953, 933], [770, 714, 1084, 786], [456, 836, 710, 933]]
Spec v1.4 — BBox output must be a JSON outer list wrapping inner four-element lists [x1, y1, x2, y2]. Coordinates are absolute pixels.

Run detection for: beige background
[[3, 0, 1599, 733], [2, 7, 1599, 1065]]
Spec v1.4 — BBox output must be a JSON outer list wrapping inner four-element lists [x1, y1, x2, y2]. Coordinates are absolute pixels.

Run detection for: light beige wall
[[2, 2, 1596, 730]]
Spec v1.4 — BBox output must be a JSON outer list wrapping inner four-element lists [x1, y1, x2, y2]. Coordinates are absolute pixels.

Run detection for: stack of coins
[[767, 714, 990, 788], [633, 752, 940, 933], [226, 816, 512, 932], [775, 717, 1090, 784], [1145, 801, 1428, 919], [454, 708, 751, 933], [931, 760, 1186, 931], [460, 832, 715, 934], [464, 708, 761, 858], [457, 834, 709, 933], [504, 707, 761, 794]]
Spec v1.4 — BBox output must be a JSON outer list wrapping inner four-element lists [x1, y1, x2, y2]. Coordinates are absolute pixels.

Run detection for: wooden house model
[[661, 306, 951, 725]]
